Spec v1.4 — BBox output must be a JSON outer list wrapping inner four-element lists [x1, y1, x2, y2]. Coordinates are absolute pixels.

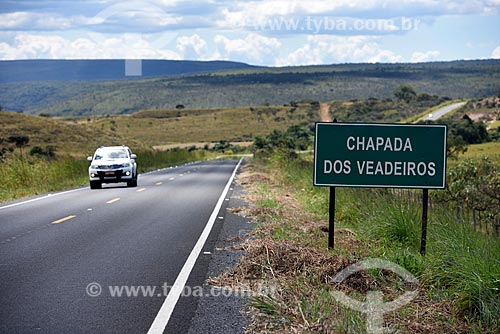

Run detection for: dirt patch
[[320, 103, 332, 122]]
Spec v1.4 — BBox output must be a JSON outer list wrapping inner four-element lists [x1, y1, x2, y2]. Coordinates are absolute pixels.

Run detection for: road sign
[[314, 123, 447, 189]]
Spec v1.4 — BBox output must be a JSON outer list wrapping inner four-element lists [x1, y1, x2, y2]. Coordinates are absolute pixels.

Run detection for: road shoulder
[[187, 164, 254, 334]]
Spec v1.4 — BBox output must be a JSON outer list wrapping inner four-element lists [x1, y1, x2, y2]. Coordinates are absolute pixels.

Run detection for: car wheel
[[90, 181, 101, 189], [127, 177, 137, 188]]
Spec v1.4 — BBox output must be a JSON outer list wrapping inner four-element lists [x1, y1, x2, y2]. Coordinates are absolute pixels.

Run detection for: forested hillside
[[1, 59, 499, 116]]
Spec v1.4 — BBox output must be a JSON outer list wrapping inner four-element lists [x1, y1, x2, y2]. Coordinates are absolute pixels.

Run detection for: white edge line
[[0, 188, 85, 211], [147, 158, 243, 334]]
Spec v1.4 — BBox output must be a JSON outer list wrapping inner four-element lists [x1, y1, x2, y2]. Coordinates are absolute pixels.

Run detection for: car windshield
[[94, 149, 128, 160]]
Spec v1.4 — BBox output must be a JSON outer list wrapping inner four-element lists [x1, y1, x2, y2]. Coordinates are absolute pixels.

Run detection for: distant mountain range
[[0, 59, 257, 83], [1, 59, 499, 116]]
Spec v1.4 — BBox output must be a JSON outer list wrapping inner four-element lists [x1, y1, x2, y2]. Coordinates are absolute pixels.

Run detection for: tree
[[449, 115, 489, 145], [393, 84, 417, 103], [254, 135, 268, 150], [213, 140, 230, 152], [286, 125, 312, 150], [446, 133, 468, 159], [0, 137, 5, 161], [29, 145, 57, 159], [7, 136, 30, 159], [440, 114, 489, 159]]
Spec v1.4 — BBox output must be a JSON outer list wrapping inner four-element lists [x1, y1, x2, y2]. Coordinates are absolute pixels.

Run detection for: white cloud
[[0, 1, 498, 63], [91, 1, 183, 32], [213, 33, 281, 64], [0, 3, 183, 32], [0, 12, 100, 31], [410, 50, 441, 62], [217, 0, 500, 31], [492, 46, 500, 58], [276, 35, 403, 66], [176, 34, 208, 59], [2, 1, 499, 35], [0, 33, 181, 60]]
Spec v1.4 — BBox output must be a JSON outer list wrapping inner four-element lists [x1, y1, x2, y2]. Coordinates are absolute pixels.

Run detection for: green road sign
[[314, 123, 447, 189]]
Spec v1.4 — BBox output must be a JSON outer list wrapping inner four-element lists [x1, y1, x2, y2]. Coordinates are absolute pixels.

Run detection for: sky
[[0, 0, 499, 66]]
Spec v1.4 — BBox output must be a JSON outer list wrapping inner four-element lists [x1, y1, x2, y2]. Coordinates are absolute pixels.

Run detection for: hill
[[0, 102, 319, 154], [0, 111, 147, 156], [0, 59, 256, 83], [1, 59, 499, 116]]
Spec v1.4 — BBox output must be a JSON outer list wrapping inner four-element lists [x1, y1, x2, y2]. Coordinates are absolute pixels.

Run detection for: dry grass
[[90, 105, 314, 147], [0, 111, 146, 155], [1, 102, 316, 155]]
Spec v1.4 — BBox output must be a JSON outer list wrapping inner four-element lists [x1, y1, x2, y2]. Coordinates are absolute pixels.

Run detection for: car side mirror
[[131, 154, 137, 159], [87, 156, 93, 161]]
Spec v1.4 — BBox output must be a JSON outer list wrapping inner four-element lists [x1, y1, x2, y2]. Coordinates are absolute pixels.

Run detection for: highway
[[0, 159, 241, 333], [417, 101, 467, 122]]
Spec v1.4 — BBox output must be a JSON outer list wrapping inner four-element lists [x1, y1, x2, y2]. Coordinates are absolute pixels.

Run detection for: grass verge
[[210, 154, 499, 333]]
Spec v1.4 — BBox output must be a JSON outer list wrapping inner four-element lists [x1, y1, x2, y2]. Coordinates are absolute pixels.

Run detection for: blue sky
[[0, 0, 499, 65]]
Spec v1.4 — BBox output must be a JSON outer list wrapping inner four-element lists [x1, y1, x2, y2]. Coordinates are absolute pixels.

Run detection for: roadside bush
[[253, 124, 313, 159], [435, 157, 500, 236], [29, 145, 57, 159]]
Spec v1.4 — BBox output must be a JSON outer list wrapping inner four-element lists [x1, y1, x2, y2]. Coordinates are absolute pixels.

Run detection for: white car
[[87, 146, 138, 189]]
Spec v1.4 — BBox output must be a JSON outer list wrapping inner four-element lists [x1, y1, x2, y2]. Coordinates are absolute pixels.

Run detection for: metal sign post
[[420, 188, 429, 255], [314, 122, 447, 252], [329, 186, 335, 249]]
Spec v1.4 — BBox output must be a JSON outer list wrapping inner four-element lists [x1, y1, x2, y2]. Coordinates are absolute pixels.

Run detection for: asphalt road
[[0, 159, 241, 333], [418, 101, 467, 122]]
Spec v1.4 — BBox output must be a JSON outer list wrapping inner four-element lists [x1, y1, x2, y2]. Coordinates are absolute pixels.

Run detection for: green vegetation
[[463, 142, 500, 161], [435, 157, 500, 236], [254, 124, 313, 154], [450, 97, 500, 140], [1, 60, 499, 116], [209, 112, 500, 332]]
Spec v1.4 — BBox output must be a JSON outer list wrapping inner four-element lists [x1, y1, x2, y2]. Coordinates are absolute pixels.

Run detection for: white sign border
[[313, 122, 448, 189]]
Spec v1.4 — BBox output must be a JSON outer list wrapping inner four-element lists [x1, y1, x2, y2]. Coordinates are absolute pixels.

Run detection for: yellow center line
[[51, 215, 76, 225], [106, 198, 121, 204], [137, 188, 146, 192], [155, 182, 163, 186]]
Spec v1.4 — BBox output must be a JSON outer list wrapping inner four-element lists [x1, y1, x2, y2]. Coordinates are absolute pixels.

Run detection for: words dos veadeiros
[[323, 136, 437, 177]]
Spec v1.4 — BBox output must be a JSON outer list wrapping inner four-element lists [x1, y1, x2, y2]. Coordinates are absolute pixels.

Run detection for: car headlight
[[122, 163, 131, 167], [90, 164, 98, 169]]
